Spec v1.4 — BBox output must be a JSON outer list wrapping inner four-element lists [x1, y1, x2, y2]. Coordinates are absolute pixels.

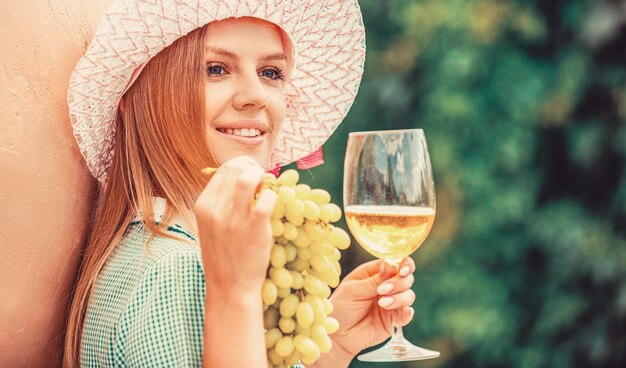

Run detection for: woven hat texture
[[69, 0, 366, 185]]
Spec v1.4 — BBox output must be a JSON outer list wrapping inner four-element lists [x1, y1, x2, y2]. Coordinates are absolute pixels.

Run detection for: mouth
[[215, 126, 268, 147], [216, 127, 264, 137]]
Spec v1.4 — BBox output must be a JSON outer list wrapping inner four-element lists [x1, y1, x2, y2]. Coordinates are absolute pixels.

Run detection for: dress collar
[[132, 197, 197, 240]]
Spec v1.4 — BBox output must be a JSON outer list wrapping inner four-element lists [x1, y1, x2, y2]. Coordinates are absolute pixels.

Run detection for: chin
[[217, 148, 272, 168]]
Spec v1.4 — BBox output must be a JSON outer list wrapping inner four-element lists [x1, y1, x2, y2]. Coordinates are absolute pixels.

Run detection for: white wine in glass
[[343, 129, 440, 362]]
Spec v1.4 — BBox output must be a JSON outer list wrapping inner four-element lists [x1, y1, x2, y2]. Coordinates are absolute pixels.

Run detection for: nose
[[232, 69, 268, 111]]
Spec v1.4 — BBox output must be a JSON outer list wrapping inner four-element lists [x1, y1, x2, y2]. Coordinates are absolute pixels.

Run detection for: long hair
[[63, 26, 210, 367]]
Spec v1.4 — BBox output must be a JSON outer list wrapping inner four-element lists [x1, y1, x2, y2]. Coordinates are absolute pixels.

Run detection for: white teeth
[[219, 128, 262, 137]]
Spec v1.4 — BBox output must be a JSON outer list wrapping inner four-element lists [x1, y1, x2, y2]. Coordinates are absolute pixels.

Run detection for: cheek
[[268, 89, 287, 135]]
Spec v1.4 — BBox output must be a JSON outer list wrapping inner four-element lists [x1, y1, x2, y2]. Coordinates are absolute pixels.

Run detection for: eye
[[206, 63, 227, 76], [260, 67, 285, 81]]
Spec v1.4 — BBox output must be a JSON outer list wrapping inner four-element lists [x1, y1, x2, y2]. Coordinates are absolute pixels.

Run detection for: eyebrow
[[205, 46, 287, 62]]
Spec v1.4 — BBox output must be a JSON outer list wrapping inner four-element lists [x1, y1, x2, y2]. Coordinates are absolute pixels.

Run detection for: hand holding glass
[[343, 129, 440, 362]]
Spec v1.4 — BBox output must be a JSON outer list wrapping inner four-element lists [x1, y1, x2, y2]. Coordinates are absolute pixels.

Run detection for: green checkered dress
[[80, 198, 305, 367]]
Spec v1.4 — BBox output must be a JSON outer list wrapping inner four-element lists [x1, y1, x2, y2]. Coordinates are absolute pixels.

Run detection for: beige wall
[[0, 1, 113, 366]]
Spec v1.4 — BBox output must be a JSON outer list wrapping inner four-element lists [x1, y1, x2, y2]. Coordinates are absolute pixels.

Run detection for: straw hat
[[68, 0, 366, 185]]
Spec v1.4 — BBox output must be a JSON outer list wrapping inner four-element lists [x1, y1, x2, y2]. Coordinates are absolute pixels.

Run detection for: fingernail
[[409, 307, 415, 317], [400, 266, 411, 277], [379, 262, 385, 274], [378, 296, 394, 308], [377, 283, 394, 295]]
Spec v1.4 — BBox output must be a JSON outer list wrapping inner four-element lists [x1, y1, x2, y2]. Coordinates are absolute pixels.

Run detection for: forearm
[[306, 339, 354, 368], [203, 286, 266, 368]]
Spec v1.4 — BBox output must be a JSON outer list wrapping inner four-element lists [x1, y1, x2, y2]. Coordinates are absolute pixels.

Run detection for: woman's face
[[202, 17, 289, 169]]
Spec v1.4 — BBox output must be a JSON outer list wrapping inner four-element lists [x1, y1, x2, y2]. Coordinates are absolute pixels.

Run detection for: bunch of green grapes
[[260, 169, 351, 367]]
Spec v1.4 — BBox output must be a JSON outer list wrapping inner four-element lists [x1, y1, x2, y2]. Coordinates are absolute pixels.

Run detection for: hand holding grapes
[[194, 156, 277, 293]]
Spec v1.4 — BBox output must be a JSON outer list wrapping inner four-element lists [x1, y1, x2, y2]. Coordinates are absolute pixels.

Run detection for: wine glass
[[343, 129, 440, 362]]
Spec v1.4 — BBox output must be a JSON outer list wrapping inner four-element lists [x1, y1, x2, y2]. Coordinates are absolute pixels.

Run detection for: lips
[[214, 120, 269, 147]]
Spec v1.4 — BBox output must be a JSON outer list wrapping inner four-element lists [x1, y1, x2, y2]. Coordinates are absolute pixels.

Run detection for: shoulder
[[123, 222, 204, 293], [119, 221, 200, 261], [111, 223, 205, 325], [116, 226, 206, 365]]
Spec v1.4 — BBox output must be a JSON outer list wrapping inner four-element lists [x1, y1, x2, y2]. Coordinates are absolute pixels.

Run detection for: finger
[[249, 190, 277, 252], [377, 288, 416, 310], [211, 165, 240, 213], [399, 306, 415, 327], [196, 166, 230, 217], [345, 260, 382, 280], [338, 259, 397, 299], [398, 257, 415, 277], [221, 155, 261, 171], [376, 273, 414, 295], [231, 166, 265, 216], [379, 261, 397, 279], [252, 189, 277, 220]]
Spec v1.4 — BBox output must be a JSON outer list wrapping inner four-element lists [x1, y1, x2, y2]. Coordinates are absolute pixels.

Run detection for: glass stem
[[388, 263, 407, 349], [391, 308, 405, 343]]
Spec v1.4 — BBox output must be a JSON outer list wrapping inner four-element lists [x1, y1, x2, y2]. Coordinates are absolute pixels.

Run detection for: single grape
[[294, 183, 311, 200], [262, 279, 278, 306], [267, 348, 284, 365], [303, 221, 325, 241], [296, 247, 312, 261], [311, 324, 332, 353], [294, 335, 321, 362], [295, 323, 310, 337], [322, 299, 333, 314], [285, 244, 298, 262], [277, 169, 299, 187], [270, 267, 293, 289], [303, 274, 331, 299], [265, 328, 282, 348], [278, 186, 296, 202], [296, 301, 315, 328], [289, 270, 304, 289], [303, 200, 321, 220], [286, 198, 305, 216], [310, 241, 334, 256], [329, 226, 351, 250], [310, 189, 331, 205], [277, 286, 291, 299], [270, 245, 287, 268], [293, 230, 311, 248], [264, 307, 279, 329], [323, 316, 340, 334], [271, 200, 285, 220], [279, 294, 299, 318], [287, 258, 309, 272], [285, 210, 305, 226], [328, 246, 341, 261], [278, 317, 296, 334], [285, 350, 302, 366], [283, 222, 298, 240]]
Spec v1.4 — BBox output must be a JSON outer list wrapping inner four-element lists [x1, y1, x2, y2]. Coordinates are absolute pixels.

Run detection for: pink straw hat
[[68, 0, 366, 186]]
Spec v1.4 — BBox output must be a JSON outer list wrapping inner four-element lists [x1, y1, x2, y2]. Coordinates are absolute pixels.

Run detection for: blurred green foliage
[[289, 0, 626, 367]]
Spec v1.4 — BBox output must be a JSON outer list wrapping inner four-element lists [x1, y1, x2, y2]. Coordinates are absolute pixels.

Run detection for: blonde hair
[[63, 26, 210, 367]]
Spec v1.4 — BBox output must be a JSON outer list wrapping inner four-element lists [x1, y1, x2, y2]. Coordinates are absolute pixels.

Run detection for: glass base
[[357, 338, 440, 362]]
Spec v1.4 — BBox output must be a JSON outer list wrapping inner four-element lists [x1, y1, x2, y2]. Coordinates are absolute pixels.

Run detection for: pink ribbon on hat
[[266, 147, 324, 177], [296, 147, 324, 169]]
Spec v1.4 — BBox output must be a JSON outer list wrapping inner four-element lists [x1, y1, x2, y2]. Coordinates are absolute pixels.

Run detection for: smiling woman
[[64, 1, 376, 367]]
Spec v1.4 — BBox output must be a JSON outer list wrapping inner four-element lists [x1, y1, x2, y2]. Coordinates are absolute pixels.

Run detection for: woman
[[65, 1, 417, 367]]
